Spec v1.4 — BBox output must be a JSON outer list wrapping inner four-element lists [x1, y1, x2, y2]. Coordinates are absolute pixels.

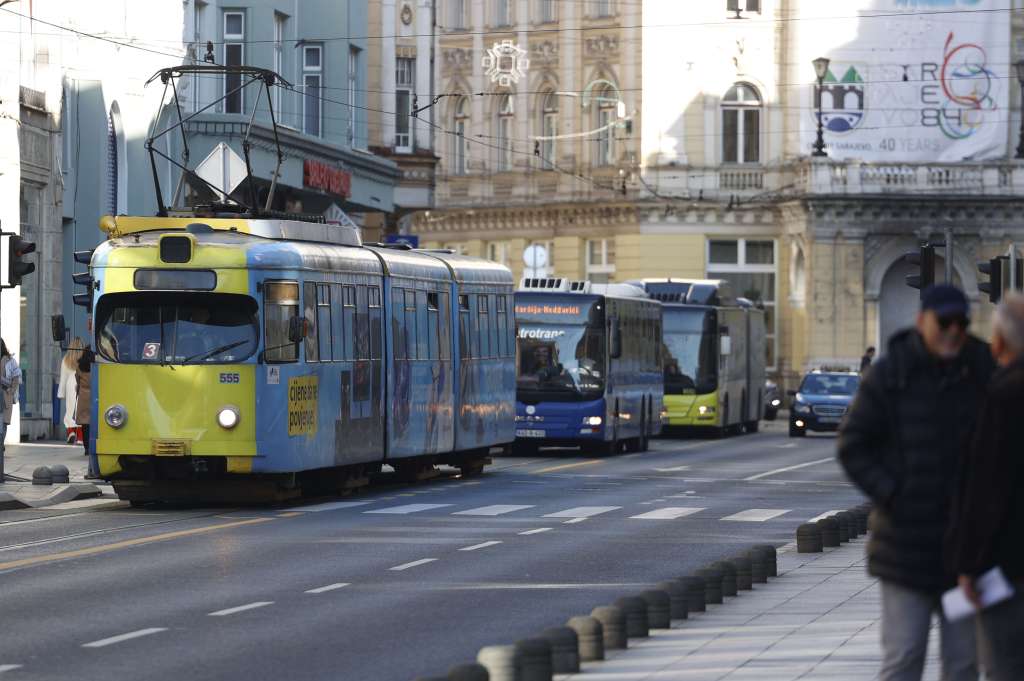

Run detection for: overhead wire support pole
[[945, 226, 953, 284]]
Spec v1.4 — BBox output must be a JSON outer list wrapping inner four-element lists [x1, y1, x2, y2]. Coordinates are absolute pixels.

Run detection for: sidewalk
[[560, 537, 942, 681], [0, 442, 106, 509]]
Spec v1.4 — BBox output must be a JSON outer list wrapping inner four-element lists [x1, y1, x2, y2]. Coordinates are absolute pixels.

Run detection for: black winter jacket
[[948, 359, 1024, 583], [837, 328, 995, 594]]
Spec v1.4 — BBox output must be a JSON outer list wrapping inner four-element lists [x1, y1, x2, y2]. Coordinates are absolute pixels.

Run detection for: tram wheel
[[458, 462, 485, 478]]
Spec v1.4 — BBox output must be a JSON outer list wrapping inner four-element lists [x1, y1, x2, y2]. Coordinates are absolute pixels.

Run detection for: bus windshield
[[95, 292, 259, 364], [516, 324, 605, 398], [662, 308, 717, 395]]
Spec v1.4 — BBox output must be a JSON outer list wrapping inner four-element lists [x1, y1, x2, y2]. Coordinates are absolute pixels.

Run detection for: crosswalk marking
[[721, 508, 790, 522], [0, 666, 23, 673], [299, 501, 373, 512], [459, 541, 503, 552], [630, 507, 706, 520], [808, 509, 843, 523], [453, 505, 534, 516], [543, 506, 621, 519], [365, 503, 452, 515]]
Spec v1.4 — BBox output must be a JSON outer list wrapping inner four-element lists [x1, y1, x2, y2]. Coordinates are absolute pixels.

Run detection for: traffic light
[[904, 244, 936, 297], [977, 255, 1021, 304], [72, 249, 95, 312], [7, 235, 36, 287]]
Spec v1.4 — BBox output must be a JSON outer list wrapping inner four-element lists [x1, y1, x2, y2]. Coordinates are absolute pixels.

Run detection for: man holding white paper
[[948, 293, 1024, 681]]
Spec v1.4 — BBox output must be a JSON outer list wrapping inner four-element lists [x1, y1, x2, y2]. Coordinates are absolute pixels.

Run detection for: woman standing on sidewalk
[[76, 346, 98, 479], [0, 339, 22, 445], [57, 337, 84, 444]]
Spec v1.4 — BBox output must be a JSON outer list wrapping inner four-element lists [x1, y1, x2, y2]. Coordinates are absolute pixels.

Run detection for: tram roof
[[98, 215, 362, 248], [412, 250, 515, 286]]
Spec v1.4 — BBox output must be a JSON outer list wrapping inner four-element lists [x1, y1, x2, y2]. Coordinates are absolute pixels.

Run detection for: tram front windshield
[[516, 324, 606, 398], [95, 292, 259, 364], [662, 308, 717, 395]]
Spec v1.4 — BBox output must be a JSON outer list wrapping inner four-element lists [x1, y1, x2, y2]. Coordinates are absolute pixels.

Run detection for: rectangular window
[[496, 294, 508, 357], [223, 12, 244, 114], [541, 112, 557, 168], [303, 281, 319, 362], [722, 109, 738, 164], [332, 283, 345, 361], [395, 57, 415, 152], [356, 286, 370, 361], [369, 286, 382, 360], [743, 109, 760, 164], [316, 283, 332, 361], [416, 290, 430, 360], [539, 0, 556, 22], [392, 287, 406, 360], [303, 45, 323, 137], [459, 294, 471, 359], [273, 12, 286, 116], [405, 289, 418, 359], [478, 295, 490, 358], [494, 0, 511, 26], [264, 281, 298, 363], [709, 239, 739, 265], [597, 107, 615, 166], [343, 285, 356, 360], [586, 239, 616, 284], [348, 46, 359, 147], [593, 0, 614, 17], [439, 292, 451, 360], [746, 0, 761, 12], [706, 238, 778, 369], [426, 292, 439, 360], [451, 0, 466, 28]]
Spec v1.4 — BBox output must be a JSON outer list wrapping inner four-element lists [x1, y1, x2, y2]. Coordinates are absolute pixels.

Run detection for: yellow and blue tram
[[76, 214, 514, 503]]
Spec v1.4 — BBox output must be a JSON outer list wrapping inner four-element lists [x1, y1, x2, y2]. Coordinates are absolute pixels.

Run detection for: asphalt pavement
[[0, 424, 862, 681]]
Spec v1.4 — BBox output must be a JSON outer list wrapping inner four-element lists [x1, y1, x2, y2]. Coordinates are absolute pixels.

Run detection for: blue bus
[[513, 279, 663, 455]]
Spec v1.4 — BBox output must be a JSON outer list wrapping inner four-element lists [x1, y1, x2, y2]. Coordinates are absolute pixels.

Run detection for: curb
[[417, 501, 872, 681], [0, 482, 104, 510]]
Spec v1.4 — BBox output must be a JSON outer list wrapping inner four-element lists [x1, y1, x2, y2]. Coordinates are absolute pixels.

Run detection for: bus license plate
[[516, 429, 545, 438]]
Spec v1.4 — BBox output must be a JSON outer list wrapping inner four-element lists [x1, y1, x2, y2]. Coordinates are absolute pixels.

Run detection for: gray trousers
[[976, 591, 1024, 681], [880, 580, 977, 681]]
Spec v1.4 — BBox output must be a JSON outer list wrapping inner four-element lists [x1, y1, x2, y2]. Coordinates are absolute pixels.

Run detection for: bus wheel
[[599, 438, 620, 456]]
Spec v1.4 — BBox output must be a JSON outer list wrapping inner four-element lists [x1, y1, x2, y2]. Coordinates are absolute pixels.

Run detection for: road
[[0, 425, 862, 681]]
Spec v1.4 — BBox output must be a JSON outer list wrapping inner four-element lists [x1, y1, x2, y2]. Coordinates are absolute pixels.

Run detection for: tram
[[57, 215, 515, 503], [513, 278, 663, 455]]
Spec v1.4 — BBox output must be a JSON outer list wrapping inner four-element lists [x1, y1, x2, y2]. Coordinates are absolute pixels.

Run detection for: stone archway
[[877, 255, 963, 351]]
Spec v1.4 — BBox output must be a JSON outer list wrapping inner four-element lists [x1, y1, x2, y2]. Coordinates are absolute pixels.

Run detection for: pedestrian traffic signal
[[7, 235, 36, 287], [72, 249, 95, 311], [904, 245, 936, 297]]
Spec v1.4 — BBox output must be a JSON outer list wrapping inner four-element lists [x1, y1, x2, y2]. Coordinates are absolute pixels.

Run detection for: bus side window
[[369, 286, 382, 360], [392, 286, 406, 360], [317, 284, 332, 362], [303, 281, 319, 362], [459, 294, 471, 359], [405, 289, 418, 360], [264, 280, 299, 363]]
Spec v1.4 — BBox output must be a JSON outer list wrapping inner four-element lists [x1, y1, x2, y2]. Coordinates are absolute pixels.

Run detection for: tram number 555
[[219, 373, 241, 384]]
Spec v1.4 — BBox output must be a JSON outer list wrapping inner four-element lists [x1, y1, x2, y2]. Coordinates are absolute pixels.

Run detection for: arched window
[[496, 93, 514, 172], [595, 85, 617, 166], [105, 103, 127, 216], [539, 91, 558, 169], [452, 96, 468, 175], [722, 83, 761, 164]]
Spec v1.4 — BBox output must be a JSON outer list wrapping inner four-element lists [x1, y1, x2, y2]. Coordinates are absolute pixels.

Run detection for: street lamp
[[1015, 59, 1024, 159], [812, 56, 830, 157]]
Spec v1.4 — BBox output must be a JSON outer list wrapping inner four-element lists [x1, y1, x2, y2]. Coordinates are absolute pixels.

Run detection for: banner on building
[[799, 0, 1011, 162]]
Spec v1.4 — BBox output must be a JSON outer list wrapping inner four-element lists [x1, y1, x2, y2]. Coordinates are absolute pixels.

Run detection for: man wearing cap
[[839, 284, 995, 681]]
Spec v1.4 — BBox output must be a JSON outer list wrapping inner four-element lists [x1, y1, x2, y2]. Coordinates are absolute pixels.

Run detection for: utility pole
[[944, 227, 954, 284]]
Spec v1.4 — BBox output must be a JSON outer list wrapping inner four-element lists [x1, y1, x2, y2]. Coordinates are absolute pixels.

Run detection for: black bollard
[[657, 580, 689, 620], [566, 615, 604, 662]]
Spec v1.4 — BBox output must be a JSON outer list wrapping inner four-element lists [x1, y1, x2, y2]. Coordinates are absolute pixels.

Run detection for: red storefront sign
[[303, 159, 351, 198]]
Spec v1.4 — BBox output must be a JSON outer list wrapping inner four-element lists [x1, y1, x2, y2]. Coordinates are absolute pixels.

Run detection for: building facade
[[416, 0, 1024, 388]]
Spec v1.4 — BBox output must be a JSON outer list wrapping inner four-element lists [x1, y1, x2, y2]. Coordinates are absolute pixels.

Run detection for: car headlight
[[104, 404, 127, 429], [585, 416, 603, 426], [770, 399, 781, 407], [698, 405, 716, 415], [217, 406, 240, 430]]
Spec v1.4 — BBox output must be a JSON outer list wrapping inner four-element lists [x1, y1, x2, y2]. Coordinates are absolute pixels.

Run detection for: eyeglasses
[[937, 315, 968, 331]]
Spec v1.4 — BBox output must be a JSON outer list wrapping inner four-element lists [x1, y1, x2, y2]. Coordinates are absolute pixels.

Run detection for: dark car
[[788, 371, 859, 437], [764, 379, 781, 420]]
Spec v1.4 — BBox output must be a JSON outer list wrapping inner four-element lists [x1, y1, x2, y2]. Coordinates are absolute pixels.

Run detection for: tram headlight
[[217, 406, 240, 430], [104, 404, 127, 429], [585, 416, 603, 426]]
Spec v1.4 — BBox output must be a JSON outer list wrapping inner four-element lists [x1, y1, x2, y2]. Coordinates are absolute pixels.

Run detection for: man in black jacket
[[838, 284, 995, 681], [949, 293, 1024, 681]]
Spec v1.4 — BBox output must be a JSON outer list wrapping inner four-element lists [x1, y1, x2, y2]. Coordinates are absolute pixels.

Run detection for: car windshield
[[516, 323, 605, 398], [662, 308, 717, 394], [95, 292, 259, 364], [800, 374, 859, 396]]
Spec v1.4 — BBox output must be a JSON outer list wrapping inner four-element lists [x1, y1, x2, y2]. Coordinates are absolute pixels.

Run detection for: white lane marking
[[0, 665, 23, 673], [654, 465, 691, 472], [390, 558, 438, 571], [518, 527, 552, 535], [543, 506, 621, 518], [630, 507, 706, 520], [82, 628, 167, 648], [459, 541, 503, 552], [366, 504, 452, 515], [775, 443, 798, 449], [304, 582, 350, 594], [743, 457, 834, 481], [563, 517, 588, 525], [299, 501, 373, 512], [808, 510, 843, 523], [721, 508, 791, 522], [208, 601, 274, 617], [453, 505, 534, 516]]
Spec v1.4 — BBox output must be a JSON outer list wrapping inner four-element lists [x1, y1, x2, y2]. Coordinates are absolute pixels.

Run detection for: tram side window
[[264, 281, 299, 363], [496, 294, 508, 357], [356, 285, 370, 361], [458, 294, 471, 359], [405, 288, 418, 359], [343, 285, 356, 360], [331, 284, 345, 361], [303, 282, 319, 362], [427, 292, 440, 360], [369, 286, 382, 360], [317, 284, 332, 362], [439, 292, 451, 360], [392, 286, 406, 360], [477, 295, 489, 358], [416, 290, 430, 360]]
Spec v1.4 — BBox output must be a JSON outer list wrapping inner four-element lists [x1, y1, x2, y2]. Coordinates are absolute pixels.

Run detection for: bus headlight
[[217, 406, 240, 430], [698, 405, 715, 415], [104, 404, 127, 429], [585, 416, 603, 426]]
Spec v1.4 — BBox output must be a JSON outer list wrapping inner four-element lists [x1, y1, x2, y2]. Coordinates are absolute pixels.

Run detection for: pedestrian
[[838, 284, 994, 681], [76, 345, 98, 479], [57, 337, 84, 444], [948, 292, 1024, 681], [860, 346, 876, 373], [0, 339, 22, 446]]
